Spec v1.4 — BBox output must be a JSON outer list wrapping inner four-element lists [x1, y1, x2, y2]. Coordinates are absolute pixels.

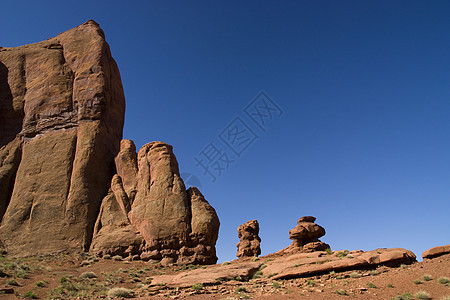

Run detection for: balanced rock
[[278, 216, 330, 254], [0, 20, 125, 255], [236, 220, 261, 258]]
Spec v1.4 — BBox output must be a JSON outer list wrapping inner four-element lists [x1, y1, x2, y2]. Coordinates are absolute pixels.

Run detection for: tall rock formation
[[91, 141, 220, 265], [0, 21, 220, 263], [236, 220, 261, 258], [0, 20, 125, 255]]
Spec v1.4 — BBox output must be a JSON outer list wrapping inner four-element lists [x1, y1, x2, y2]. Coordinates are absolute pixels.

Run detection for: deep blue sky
[[2, 1, 449, 262]]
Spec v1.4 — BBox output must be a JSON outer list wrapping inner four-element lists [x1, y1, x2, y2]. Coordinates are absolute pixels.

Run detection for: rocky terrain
[[0, 245, 449, 299], [0, 21, 449, 299], [0, 20, 219, 266]]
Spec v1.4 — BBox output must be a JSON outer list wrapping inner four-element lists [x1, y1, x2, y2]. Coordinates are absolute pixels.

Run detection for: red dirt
[[0, 252, 449, 299]]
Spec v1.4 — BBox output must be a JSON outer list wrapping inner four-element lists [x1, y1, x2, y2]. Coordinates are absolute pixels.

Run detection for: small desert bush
[[221, 261, 230, 266], [387, 283, 394, 288], [335, 289, 347, 295], [251, 256, 260, 262], [107, 287, 133, 298], [325, 248, 333, 255], [17, 268, 29, 278], [349, 271, 360, 278], [440, 296, 450, 300], [400, 264, 407, 269], [79, 271, 98, 279], [112, 255, 123, 261], [367, 282, 377, 288], [390, 292, 413, 300], [438, 277, 450, 284], [307, 279, 315, 286], [35, 280, 45, 287], [415, 291, 431, 300], [252, 270, 263, 279], [81, 260, 91, 266], [272, 281, 281, 289], [422, 274, 432, 281], [414, 279, 423, 285], [6, 278, 18, 286], [191, 283, 203, 290], [335, 250, 349, 257], [236, 286, 247, 293], [24, 291, 37, 299]]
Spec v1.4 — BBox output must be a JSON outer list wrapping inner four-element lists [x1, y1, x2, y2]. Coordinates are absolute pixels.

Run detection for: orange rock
[[422, 245, 450, 259], [92, 141, 220, 264], [236, 220, 261, 258], [0, 20, 125, 256]]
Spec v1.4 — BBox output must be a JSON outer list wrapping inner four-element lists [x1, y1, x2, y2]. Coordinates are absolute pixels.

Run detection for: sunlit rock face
[[0, 21, 219, 264], [0, 20, 125, 255]]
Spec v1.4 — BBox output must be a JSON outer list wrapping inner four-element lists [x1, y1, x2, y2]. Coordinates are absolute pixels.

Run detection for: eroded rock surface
[[0, 20, 125, 255], [0, 22, 220, 263], [269, 248, 416, 280], [277, 216, 330, 255], [92, 141, 220, 265], [236, 220, 261, 258], [148, 247, 416, 288], [149, 261, 262, 288], [422, 245, 450, 259]]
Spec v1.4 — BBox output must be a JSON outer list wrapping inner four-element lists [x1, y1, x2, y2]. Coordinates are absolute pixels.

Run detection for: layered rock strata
[[277, 216, 330, 255], [236, 220, 261, 258]]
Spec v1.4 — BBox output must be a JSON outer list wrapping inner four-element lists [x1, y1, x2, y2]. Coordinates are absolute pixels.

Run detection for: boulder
[[0, 20, 125, 255], [236, 220, 261, 258], [422, 245, 450, 259]]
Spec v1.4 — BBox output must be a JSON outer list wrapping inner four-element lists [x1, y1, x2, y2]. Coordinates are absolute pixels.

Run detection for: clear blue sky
[[2, 1, 449, 262]]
